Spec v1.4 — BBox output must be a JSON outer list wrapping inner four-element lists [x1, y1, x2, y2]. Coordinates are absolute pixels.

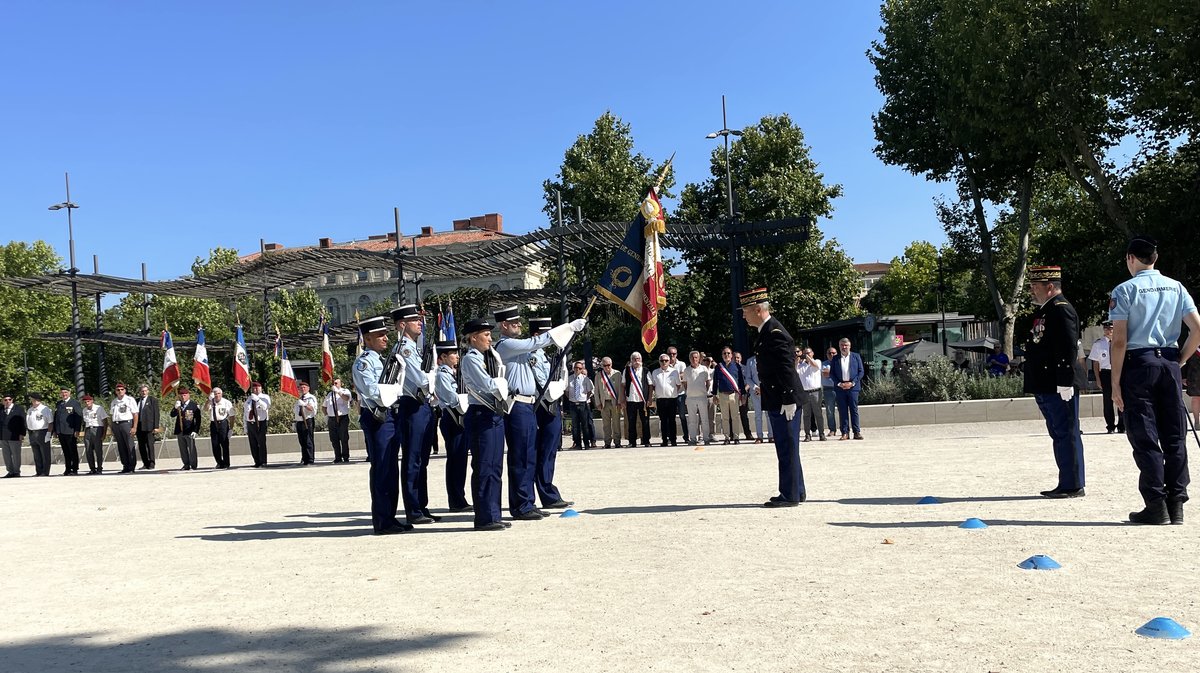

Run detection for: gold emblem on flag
[[611, 266, 633, 289]]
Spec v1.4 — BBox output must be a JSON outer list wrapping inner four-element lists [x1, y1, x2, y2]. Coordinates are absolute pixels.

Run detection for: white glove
[[570, 318, 587, 333], [492, 377, 510, 400], [208, 392, 215, 400], [190, 432, 197, 438], [782, 403, 797, 421], [174, 401, 181, 409], [1057, 386, 1075, 402]]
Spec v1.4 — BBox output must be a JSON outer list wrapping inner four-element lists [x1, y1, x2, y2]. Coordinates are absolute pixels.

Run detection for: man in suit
[[740, 287, 806, 507], [593, 357, 624, 448], [2, 394, 27, 477], [623, 352, 653, 447], [135, 384, 161, 469], [54, 388, 84, 475], [828, 337, 865, 440], [171, 387, 202, 470]]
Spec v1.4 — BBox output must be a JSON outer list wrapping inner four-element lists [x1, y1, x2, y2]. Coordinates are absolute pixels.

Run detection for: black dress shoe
[[543, 499, 574, 509], [1040, 488, 1086, 499], [1129, 499, 1170, 525], [421, 511, 442, 522], [409, 516, 435, 525], [474, 522, 507, 531], [1167, 499, 1184, 525], [853, 433, 864, 440], [501, 521, 513, 528], [764, 499, 801, 508], [374, 526, 408, 535], [448, 505, 474, 513], [512, 510, 544, 521]]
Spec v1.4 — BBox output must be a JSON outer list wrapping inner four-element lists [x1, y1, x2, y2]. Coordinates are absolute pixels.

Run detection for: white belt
[[512, 394, 536, 404]]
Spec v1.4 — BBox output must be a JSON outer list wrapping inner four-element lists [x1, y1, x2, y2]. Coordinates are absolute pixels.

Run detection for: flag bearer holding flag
[[171, 387, 201, 471], [245, 381, 271, 468], [323, 378, 353, 463], [493, 306, 587, 521]]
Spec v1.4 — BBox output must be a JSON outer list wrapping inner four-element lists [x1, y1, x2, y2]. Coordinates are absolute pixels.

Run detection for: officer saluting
[[353, 315, 411, 536], [492, 306, 585, 521], [740, 287, 807, 507], [460, 317, 512, 531], [1109, 237, 1200, 525], [1024, 265, 1088, 499]]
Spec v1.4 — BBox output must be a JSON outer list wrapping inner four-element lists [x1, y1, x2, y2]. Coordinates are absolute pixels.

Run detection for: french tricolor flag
[[192, 327, 212, 395], [276, 334, 299, 398], [161, 328, 181, 395]]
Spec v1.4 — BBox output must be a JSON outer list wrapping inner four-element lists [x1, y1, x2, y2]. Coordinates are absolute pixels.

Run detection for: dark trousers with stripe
[[768, 411, 806, 502], [504, 401, 538, 515], [467, 405, 505, 526], [535, 403, 564, 506], [362, 409, 401, 532], [440, 411, 469, 509], [1122, 349, 1189, 504], [396, 397, 431, 521], [1034, 392, 1086, 491]]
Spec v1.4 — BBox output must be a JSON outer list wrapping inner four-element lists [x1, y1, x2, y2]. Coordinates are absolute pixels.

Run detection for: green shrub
[[898, 356, 970, 402], [964, 373, 1026, 400], [861, 376, 904, 405]]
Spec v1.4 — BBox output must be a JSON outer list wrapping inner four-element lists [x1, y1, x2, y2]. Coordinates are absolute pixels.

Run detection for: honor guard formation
[[5, 238, 1199, 533]]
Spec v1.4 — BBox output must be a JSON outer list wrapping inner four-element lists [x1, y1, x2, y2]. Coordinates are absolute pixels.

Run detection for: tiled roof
[[241, 228, 510, 261], [854, 262, 891, 275]]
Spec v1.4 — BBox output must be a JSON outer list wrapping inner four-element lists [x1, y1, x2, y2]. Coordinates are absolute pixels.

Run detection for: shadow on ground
[[835, 495, 1045, 506], [828, 519, 1129, 528], [178, 511, 477, 541], [0, 626, 476, 673], [582, 503, 763, 515]]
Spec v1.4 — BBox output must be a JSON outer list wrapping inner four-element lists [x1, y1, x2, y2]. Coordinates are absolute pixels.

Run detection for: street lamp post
[[706, 95, 746, 354], [48, 172, 85, 399]]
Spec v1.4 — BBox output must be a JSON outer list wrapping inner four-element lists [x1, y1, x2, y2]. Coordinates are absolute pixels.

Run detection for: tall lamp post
[[706, 95, 746, 353], [49, 173, 85, 398]]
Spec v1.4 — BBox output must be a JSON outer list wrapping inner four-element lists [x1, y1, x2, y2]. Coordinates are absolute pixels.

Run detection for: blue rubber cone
[[1018, 554, 1062, 570], [917, 496, 941, 505], [1135, 617, 1191, 640], [959, 517, 988, 529], [560, 509, 580, 518]]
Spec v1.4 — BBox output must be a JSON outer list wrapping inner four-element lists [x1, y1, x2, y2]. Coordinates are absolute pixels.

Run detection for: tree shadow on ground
[[0, 626, 476, 673], [828, 519, 1129, 528], [178, 512, 478, 541], [835, 495, 1046, 506], [582, 503, 764, 515]]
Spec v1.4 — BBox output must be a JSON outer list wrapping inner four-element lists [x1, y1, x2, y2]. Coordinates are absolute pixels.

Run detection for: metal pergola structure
[[3, 217, 812, 381]]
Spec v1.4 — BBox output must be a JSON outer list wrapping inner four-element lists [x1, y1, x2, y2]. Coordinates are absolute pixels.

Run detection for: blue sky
[[2, 1, 948, 282]]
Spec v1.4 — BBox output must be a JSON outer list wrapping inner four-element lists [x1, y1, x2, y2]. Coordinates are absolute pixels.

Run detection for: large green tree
[[0, 241, 73, 396], [674, 113, 858, 352]]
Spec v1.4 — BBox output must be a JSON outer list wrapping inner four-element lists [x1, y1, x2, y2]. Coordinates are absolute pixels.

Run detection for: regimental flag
[[275, 332, 299, 398], [192, 327, 212, 395], [160, 327, 181, 395], [319, 315, 335, 384], [595, 187, 668, 352], [232, 324, 252, 392], [439, 300, 457, 342]]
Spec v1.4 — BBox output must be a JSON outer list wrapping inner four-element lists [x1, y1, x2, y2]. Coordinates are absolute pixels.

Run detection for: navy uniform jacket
[[172, 400, 202, 434], [753, 316, 804, 412], [54, 398, 83, 434], [1, 404, 26, 441], [1023, 294, 1086, 394]]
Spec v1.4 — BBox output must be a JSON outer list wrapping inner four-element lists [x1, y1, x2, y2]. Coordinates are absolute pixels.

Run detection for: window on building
[[325, 298, 341, 325], [358, 270, 370, 282], [358, 295, 372, 314], [390, 269, 399, 279], [391, 292, 399, 304], [326, 274, 337, 285]]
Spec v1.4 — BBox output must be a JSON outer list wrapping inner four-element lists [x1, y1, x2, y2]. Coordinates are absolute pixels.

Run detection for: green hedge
[[861, 356, 1026, 405]]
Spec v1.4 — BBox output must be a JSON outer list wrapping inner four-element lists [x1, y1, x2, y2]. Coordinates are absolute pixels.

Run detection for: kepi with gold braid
[[739, 287, 770, 308], [1027, 266, 1062, 283]]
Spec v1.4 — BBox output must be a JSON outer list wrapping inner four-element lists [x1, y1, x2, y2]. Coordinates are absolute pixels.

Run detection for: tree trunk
[[1068, 124, 1132, 238]]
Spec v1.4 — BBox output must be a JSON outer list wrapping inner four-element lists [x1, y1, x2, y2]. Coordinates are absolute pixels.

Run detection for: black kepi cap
[[1101, 320, 1113, 328], [493, 305, 520, 323], [1127, 236, 1158, 259], [435, 340, 458, 353], [391, 303, 420, 321], [462, 318, 494, 336], [1028, 266, 1062, 282], [528, 317, 552, 333], [358, 315, 389, 335], [739, 287, 769, 308]]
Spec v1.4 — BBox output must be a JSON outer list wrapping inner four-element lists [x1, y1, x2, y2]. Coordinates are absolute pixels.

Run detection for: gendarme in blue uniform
[[495, 330, 556, 516], [392, 332, 432, 523], [1110, 263, 1199, 518], [435, 361, 470, 511], [528, 321, 568, 509], [461, 345, 507, 527], [353, 346, 405, 534]]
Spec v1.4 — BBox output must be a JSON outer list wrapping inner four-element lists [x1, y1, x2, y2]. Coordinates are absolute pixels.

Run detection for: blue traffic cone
[[917, 496, 941, 505], [560, 509, 580, 518], [1018, 554, 1062, 570], [1135, 617, 1191, 639], [959, 517, 988, 529]]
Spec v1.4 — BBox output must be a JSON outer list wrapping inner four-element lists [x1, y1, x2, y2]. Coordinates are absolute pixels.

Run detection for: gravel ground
[[2, 416, 1196, 672]]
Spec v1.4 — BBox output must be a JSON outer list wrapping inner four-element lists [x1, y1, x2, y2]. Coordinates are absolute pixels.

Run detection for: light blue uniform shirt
[[391, 335, 426, 398], [462, 348, 504, 405], [1109, 269, 1198, 349], [746, 356, 761, 389], [435, 364, 458, 410], [495, 332, 554, 396], [352, 350, 385, 411]]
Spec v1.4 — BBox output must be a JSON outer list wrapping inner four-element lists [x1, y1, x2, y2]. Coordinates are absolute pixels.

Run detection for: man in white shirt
[[1088, 320, 1124, 434], [651, 354, 682, 446], [323, 378, 353, 463], [244, 382, 271, 467], [682, 351, 713, 446], [665, 346, 689, 443], [109, 383, 139, 473], [81, 394, 108, 474], [567, 361, 595, 449], [797, 347, 827, 442], [294, 380, 318, 465], [25, 393, 54, 476], [205, 388, 234, 469]]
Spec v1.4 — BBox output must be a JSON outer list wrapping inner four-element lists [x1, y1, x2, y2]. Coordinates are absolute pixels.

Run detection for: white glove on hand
[[1057, 386, 1075, 402], [190, 432, 197, 438], [492, 377, 510, 400], [782, 403, 797, 421], [570, 318, 587, 333], [209, 392, 215, 400], [174, 401, 181, 409]]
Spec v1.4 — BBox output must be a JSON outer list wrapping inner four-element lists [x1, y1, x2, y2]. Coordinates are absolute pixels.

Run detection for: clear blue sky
[[2, 1, 948, 282]]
